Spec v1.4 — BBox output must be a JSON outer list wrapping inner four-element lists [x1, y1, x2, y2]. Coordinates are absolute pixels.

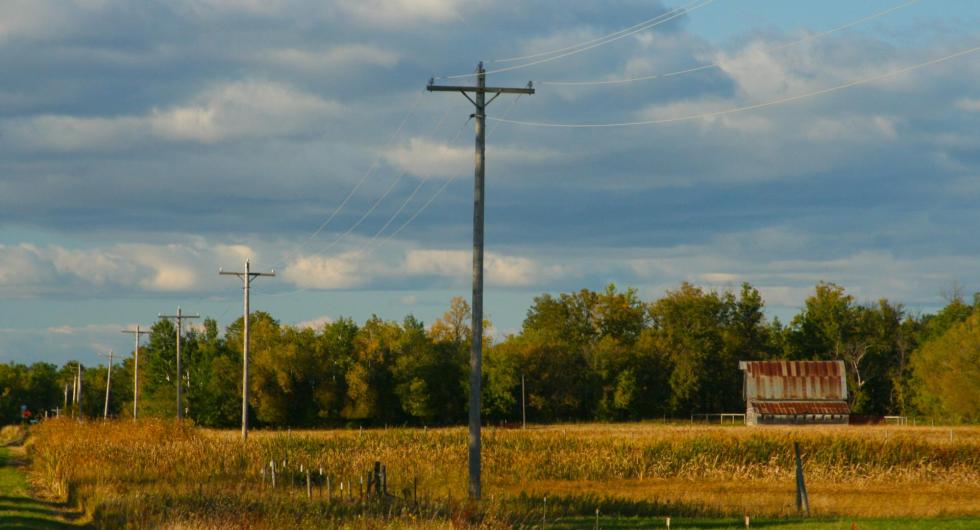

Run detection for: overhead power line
[[438, 0, 715, 80], [487, 43, 980, 128], [365, 94, 525, 258], [538, 0, 922, 87], [353, 116, 474, 255], [306, 91, 424, 242], [491, 0, 705, 64], [314, 105, 454, 256]]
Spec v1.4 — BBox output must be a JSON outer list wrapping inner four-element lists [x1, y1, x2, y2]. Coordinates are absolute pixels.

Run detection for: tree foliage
[[3, 282, 979, 425]]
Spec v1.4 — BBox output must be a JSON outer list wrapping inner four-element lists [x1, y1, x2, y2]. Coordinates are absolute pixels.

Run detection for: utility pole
[[522, 374, 527, 430], [219, 259, 275, 441], [159, 307, 199, 420], [75, 363, 83, 419], [99, 351, 114, 419], [427, 63, 534, 500], [122, 325, 150, 420]]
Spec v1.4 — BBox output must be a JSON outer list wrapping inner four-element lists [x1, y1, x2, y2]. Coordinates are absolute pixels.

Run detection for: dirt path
[[0, 445, 87, 529]]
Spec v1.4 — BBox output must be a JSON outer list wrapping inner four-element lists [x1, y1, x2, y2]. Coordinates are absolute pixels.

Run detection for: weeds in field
[[24, 420, 980, 528]]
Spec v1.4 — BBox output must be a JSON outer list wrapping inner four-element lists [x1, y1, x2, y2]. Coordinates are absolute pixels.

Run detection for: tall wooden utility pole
[[159, 307, 199, 420], [426, 63, 534, 500], [75, 362, 83, 419], [219, 259, 275, 441], [99, 351, 114, 419], [122, 325, 150, 419]]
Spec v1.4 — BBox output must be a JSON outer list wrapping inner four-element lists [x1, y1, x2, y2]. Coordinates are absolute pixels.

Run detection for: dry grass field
[[21, 419, 980, 528]]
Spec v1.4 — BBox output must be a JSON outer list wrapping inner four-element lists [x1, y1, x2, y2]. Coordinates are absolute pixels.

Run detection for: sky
[[1, 0, 979, 365]]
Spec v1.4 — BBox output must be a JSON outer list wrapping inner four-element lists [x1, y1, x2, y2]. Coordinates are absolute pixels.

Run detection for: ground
[[0, 445, 84, 530]]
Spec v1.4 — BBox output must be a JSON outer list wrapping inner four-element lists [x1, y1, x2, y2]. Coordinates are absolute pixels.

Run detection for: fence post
[[306, 469, 312, 499], [794, 442, 810, 515]]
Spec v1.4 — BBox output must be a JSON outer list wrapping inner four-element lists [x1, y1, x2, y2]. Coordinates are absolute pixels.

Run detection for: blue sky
[[1, 0, 979, 365]]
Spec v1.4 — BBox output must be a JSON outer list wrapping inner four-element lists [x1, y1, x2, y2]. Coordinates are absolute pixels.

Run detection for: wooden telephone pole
[[122, 325, 150, 419], [426, 63, 534, 500], [219, 259, 275, 441], [98, 351, 114, 419], [159, 307, 199, 420]]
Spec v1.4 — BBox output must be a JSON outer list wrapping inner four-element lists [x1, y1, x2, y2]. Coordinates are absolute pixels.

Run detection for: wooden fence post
[[794, 442, 810, 515]]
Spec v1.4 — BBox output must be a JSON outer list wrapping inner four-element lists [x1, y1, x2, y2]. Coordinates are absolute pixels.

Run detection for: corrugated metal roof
[[739, 360, 848, 401], [754, 401, 850, 415]]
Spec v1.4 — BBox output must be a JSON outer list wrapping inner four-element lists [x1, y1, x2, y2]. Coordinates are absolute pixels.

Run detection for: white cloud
[[384, 137, 557, 178], [46, 323, 121, 335], [263, 45, 399, 72], [336, 0, 463, 26], [149, 81, 338, 142], [402, 249, 559, 286], [295, 315, 333, 329], [174, 0, 290, 17], [957, 98, 980, 112], [0, 0, 109, 42], [282, 252, 370, 289], [0, 241, 259, 296], [281, 247, 561, 289], [2, 81, 338, 151]]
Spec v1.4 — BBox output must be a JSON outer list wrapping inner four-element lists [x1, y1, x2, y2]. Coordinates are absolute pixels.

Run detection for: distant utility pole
[[122, 325, 150, 420], [159, 307, 199, 420], [98, 351, 114, 420], [75, 363, 83, 419], [522, 374, 527, 430], [219, 259, 275, 441], [427, 63, 534, 500]]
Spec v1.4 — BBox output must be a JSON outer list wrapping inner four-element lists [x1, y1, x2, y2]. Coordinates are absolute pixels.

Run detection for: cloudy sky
[[1, 0, 979, 365]]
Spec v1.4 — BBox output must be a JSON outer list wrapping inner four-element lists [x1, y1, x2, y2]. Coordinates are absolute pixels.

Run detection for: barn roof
[[739, 360, 848, 401]]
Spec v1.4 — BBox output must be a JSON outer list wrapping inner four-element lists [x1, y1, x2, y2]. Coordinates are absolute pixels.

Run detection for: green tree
[[911, 312, 980, 422]]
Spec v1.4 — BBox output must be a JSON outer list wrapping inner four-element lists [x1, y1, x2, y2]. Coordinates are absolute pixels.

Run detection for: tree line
[[3, 282, 979, 426]]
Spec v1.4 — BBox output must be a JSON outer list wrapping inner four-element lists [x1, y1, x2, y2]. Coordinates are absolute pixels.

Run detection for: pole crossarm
[[426, 85, 535, 95]]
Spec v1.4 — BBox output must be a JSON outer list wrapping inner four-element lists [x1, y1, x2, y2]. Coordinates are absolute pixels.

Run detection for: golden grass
[[23, 420, 980, 528]]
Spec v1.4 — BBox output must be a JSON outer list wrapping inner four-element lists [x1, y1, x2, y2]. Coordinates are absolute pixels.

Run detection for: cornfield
[[25, 419, 980, 528]]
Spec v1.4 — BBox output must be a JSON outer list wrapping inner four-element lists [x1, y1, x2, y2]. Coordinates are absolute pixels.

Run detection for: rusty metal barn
[[738, 360, 850, 426]]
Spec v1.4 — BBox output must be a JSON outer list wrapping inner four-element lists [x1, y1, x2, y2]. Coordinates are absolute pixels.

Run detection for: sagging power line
[[491, 0, 707, 64], [488, 43, 980, 128], [439, 0, 715, 80], [537, 0, 922, 87], [307, 92, 425, 243]]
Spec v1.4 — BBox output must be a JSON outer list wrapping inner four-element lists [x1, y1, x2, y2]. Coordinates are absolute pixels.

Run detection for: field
[[16, 420, 980, 528]]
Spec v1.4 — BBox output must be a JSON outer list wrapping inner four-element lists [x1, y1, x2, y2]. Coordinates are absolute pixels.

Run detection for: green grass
[[0, 446, 85, 530], [548, 515, 980, 529]]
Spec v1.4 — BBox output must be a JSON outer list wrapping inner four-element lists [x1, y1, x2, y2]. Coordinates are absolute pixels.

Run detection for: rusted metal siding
[[754, 401, 850, 415], [739, 360, 848, 401]]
